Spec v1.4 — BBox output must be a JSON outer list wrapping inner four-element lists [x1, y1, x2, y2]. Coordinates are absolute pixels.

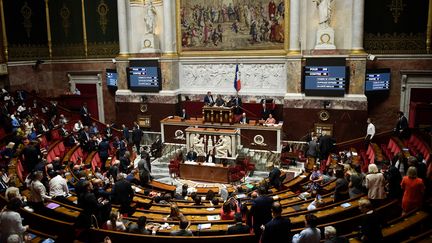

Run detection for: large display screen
[[106, 69, 117, 87], [127, 60, 161, 92], [365, 69, 391, 92], [303, 58, 347, 97]]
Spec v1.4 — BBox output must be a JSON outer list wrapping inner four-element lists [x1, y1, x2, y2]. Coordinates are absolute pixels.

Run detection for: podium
[[202, 106, 233, 123]]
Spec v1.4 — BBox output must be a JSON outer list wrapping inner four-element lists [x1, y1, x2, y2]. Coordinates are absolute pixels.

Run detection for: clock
[[140, 104, 148, 113], [320, 33, 331, 44], [318, 110, 330, 121], [143, 39, 152, 48]]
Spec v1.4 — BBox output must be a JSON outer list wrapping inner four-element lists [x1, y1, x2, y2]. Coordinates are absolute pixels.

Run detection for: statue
[[313, 0, 336, 50], [191, 134, 205, 156], [144, 0, 157, 34], [215, 135, 232, 158], [314, 0, 333, 29]]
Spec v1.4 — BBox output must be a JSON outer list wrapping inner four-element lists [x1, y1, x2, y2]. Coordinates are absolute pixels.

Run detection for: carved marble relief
[[180, 63, 286, 94]]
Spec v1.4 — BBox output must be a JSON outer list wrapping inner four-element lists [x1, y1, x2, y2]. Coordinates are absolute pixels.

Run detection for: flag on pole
[[234, 64, 241, 92]]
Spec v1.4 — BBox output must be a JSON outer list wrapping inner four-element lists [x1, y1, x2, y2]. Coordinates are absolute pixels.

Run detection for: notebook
[[46, 202, 60, 210]]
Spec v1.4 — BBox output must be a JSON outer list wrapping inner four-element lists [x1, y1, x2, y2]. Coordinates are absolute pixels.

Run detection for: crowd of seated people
[[0, 88, 430, 243]]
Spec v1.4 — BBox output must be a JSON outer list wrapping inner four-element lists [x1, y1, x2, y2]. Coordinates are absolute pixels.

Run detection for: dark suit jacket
[[204, 95, 214, 105], [112, 179, 134, 205], [261, 216, 292, 243], [132, 128, 143, 143], [186, 151, 197, 161], [261, 109, 269, 120], [396, 116, 408, 131], [180, 111, 188, 120], [227, 223, 250, 235], [98, 140, 110, 159], [240, 117, 249, 124], [250, 196, 273, 229]]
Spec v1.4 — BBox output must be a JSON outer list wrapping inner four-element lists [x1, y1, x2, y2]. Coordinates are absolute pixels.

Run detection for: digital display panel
[[106, 69, 117, 87], [365, 69, 390, 92], [303, 58, 347, 97], [127, 60, 161, 92]]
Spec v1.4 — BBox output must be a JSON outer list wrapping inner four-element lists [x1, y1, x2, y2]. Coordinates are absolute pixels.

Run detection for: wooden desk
[[179, 163, 230, 184], [161, 117, 283, 152], [202, 106, 234, 123]]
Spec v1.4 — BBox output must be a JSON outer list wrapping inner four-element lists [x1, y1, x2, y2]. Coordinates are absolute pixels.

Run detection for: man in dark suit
[[261, 202, 292, 243], [80, 103, 91, 126], [112, 174, 134, 215], [119, 151, 131, 173], [132, 126, 143, 151], [239, 112, 249, 124], [250, 186, 275, 240], [98, 137, 110, 169], [180, 108, 188, 120], [79, 126, 91, 152], [231, 94, 242, 115], [318, 134, 335, 160], [122, 124, 130, 142], [261, 103, 269, 120], [269, 166, 285, 190], [186, 149, 197, 161], [105, 124, 113, 139], [227, 213, 250, 235], [204, 91, 215, 106], [395, 111, 409, 139]]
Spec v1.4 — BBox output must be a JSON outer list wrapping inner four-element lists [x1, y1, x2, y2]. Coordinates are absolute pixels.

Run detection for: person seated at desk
[[186, 149, 197, 161], [170, 219, 193, 236], [204, 91, 215, 106], [180, 108, 188, 120], [227, 213, 250, 235], [205, 150, 216, 163], [239, 112, 249, 124], [264, 113, 276, 125], [215, 94, 225, 107]]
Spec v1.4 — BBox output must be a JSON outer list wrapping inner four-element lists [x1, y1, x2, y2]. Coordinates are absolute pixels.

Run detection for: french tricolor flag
[[234, 63, 241, 92]]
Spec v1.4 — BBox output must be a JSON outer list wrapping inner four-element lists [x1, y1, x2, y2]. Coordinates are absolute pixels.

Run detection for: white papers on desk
[[204, 162, 216, 166], [340, 203, 352, 208], [185, 161, 198, 165], [198, 223, 211, 230], [132, 186, 142, 193], [207, 215, 221, 221], [206, 207, 215, 211]]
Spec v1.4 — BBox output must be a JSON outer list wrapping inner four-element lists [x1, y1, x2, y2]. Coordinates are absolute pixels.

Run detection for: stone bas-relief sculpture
[[313, 0, 336, 49], [215, 135, 232, 157], [181, 63, 286, 94]]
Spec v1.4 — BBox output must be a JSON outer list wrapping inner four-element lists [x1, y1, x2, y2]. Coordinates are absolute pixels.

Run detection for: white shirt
[[74, 122, 83, 132], [367, 123, 375, 139], [49, 175, 69, 197]]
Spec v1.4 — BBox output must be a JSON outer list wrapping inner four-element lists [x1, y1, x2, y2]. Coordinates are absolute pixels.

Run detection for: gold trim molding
[[45, 0, 52, 58], [0, 0, 8, 61], [81, 0, 88, 57], [427, 0, 432, 54]]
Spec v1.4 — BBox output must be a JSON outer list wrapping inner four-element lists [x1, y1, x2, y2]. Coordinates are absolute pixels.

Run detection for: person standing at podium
[[215, 94, 225, 107], [204, 91, 215, 106]]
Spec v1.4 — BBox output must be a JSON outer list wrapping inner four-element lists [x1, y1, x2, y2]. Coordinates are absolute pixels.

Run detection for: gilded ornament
[[60, 3, 71, 37], [387, 0, 406, 24], [21, 2, 32, 38], [97, 0, 109, 35]]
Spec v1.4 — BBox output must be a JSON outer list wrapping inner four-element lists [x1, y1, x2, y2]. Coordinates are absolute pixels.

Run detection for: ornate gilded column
[[81, 0, 88, 57], [117, 0, 129, 55], [289, 0, 300, 53], [0, 0, 7, 61], [44, 0, 52, 58], [163, 0, 175, 54], [351, 0, 365, 53], [427, 0, 432, 53]]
